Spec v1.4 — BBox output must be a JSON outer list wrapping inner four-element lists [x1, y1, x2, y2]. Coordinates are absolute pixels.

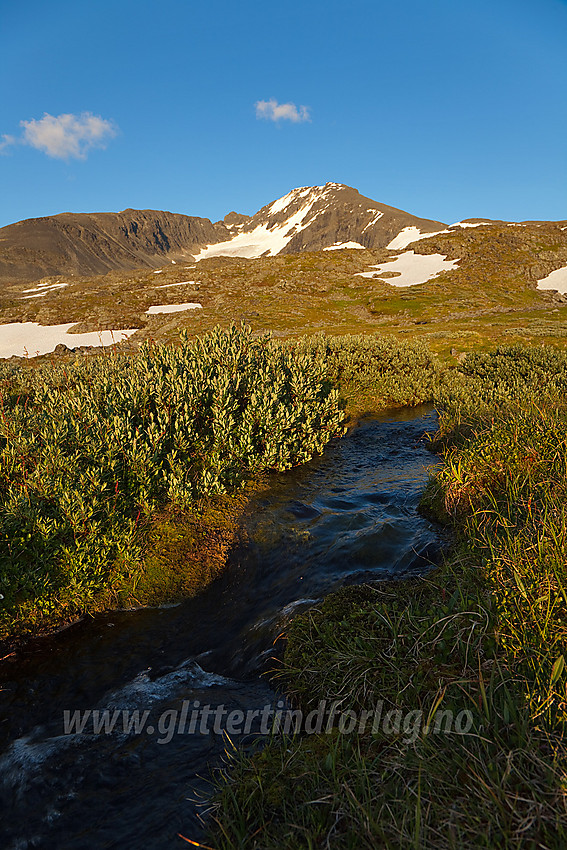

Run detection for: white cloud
[[20, 112, 117, 160], [0, 134, 16, 154], [255, 99, 311, 123]]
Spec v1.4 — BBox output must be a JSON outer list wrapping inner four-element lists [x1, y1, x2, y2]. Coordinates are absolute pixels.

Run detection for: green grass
[[208, 345, 567, 850]]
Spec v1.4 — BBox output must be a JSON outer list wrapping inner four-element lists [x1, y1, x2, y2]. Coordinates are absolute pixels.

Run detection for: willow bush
[[434, 343, 567, 427], [292, 332, 440, 406], [0, 325, 345, 628]]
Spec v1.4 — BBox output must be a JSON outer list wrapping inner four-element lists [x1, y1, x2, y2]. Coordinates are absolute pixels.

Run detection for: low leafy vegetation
[[1, 324, 464, 645], [292, 333, 441, 410], [0, 324, 348, 641], [0, 326, 459, 645]]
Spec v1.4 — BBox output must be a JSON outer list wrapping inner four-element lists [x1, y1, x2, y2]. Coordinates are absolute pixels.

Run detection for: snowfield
[[265, 186, 314, 216], [386, 227, 448, 250], [0, 323, 138, 359], [193, 190, 326, 261], [355, 251, 460, 287], [323, 242, 366, 251], [155, 280, 198, 289], [386, 221, 494, 251], [21, 282, 69, 299], [452, 221, 492, 228], [537, 266, 567, 295], [145, 303, 202, 314]]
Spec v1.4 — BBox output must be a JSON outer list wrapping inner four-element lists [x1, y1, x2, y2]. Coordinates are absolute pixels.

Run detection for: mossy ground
[[0, 485, 264, 654], [128, 487, 262, 606]]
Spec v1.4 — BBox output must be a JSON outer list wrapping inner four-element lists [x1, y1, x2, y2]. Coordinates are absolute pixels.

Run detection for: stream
[[0, 405, 442, 849]]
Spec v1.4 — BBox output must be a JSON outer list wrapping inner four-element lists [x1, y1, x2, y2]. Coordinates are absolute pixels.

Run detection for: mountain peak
[[192, 183, 445, 261]]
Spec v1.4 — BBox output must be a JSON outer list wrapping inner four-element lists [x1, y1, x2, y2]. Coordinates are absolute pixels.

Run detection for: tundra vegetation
[[2, 221, 567, 356], [2, 325, 567, 847], [0, 325, 448, 645], [0, 324, 352, 643]]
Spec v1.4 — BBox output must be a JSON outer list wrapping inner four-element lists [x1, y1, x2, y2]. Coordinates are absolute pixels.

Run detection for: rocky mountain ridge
[[198, 183, 445, 260], [0, 209, 230, 285], [0, 184, 446, 284], [1, 206, 567, 360]]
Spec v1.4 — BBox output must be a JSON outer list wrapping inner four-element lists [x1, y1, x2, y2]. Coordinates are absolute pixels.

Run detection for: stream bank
[[0, 406, 440, 849]]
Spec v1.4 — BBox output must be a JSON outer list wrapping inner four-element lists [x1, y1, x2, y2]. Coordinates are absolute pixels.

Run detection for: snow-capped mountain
[[198, 183, 445, 260]]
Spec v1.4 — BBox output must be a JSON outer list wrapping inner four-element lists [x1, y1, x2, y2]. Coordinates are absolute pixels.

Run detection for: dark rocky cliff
[[0, 209, 228, 284]]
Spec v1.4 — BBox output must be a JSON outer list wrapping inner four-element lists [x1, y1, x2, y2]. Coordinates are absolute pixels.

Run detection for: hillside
[[0, 185, 566, 358]]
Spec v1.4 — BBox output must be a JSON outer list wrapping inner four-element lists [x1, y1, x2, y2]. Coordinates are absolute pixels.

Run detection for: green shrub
[[0, 325, 345, 631], [292, 332, 441, 406]]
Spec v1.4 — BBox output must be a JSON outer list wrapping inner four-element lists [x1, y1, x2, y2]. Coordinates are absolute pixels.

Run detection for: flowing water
[[0, 406, 443, 849]]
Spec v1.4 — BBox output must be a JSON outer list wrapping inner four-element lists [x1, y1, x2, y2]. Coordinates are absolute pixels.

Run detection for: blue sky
[[1, 0, 566, 228]]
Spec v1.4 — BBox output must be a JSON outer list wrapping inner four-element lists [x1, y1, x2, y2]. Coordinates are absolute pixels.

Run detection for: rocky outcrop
[[221, 211, 251, 229], [0, 209, 227, 284]]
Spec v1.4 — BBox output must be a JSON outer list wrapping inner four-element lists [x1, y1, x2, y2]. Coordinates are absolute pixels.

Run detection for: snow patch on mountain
[[387, 220, 496, 251], [193, 186, 328, 261], [0, 323, 138, 359], [155, 280, 198, 288], [386, 227, 448, 251], [356, 251, 460, 287], [452, 221, 492, 228], [21, 282, 68, 299], [145, 303, 202, 314], [22, 281, 68, 295], [362, 210, 384, 232], [192, 220, 300, 260], [537, 266, 567, 295], [324, 241, 366, 251], [266, 187, 312, 216]]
